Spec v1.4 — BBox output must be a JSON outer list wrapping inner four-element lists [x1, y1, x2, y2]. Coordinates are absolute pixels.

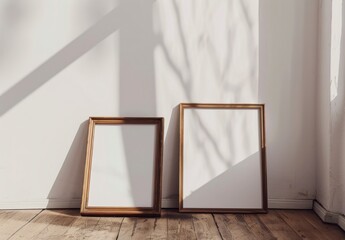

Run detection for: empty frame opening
[[88, 124, 156, 208]]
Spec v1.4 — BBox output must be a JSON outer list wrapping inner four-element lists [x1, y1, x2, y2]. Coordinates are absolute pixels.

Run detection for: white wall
[[0, 0, 320, 209], [259, 0, 318, 203]]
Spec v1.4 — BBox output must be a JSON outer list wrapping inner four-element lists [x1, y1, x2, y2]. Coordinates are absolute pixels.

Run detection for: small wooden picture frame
[[179, 103, 267, 213], [81, 117, 164, 216]]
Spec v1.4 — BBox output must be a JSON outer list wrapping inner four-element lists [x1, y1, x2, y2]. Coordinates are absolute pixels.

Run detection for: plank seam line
[[256, 214, 274, 237], [130, 218, 138, 237], [115, 217, 124, 240], [166, 216, 168, 239], [212, 214, 224, 240], [191, 215, 197, 238], [7, 209, 44, 240], [275, 211, 304, 240]]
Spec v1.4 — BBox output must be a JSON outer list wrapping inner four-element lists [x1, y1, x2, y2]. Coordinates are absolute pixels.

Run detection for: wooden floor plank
[[59, 215, 101, 239], [276, 210, 344, 240], [214, 214, 257, 240], [113, 217, 136, 239], [9, 210, 59, 240], [166, 212, 196, 240], [131, 218, 156, 240], [117, 217, 156, 240], [0, 211, 17, 225], [243, 214, 275, 240], [30, 210, 77, 240], [0, 210, 41, 240], [10, 210, 76, 240], [258, 210, 302, 240], [150, 215, 168, 239], [89, 217, 124, 239], [277, 210, 331, 240], [58, 213, 123, 240], [192, 214, 222, 240], [293, 210, 345, 240]]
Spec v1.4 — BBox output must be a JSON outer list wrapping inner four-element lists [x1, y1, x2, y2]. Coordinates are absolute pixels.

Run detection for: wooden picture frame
[[81, 117, 164, 216], [179, 103, 267, 213]]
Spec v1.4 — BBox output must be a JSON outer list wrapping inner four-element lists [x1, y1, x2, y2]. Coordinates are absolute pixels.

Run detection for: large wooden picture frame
[[81, 117, 164, 216], [179, 103, 267, 213]]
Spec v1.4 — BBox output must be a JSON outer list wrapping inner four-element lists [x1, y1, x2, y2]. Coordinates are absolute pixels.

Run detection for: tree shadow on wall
[[156, 0, 257, 204]]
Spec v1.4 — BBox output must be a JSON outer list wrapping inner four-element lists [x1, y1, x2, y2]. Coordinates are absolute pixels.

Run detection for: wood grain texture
[[117, 217, 156, 239], [150, 215, 168, 239], [0, 210, 41, 240], [192, 214, 222, 240], [243, 214, 275, 240], [258, 210, 302, 240], [10, 210, 76, 240], [278, 210, 345, 240], [214, 214, 257, 240], [115, 217, 137, 239], [28, 211, 76, 240], [61, 214, 123, 239], [300, 210, 345, 239], [166, 211, 196, 240], [59, 215, 100, 239], [131, 218, 156, 240]]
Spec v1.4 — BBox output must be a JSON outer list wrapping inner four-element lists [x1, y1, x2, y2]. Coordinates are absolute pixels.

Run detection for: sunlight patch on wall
[[330, 0, 343, 101]]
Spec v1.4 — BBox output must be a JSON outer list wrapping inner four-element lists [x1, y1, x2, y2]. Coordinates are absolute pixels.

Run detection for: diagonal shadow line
[[0, 7, 120, 117], [183, 151, 262, 208]]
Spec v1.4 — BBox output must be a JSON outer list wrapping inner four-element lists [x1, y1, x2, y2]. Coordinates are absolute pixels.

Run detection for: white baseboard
[[313, 201, 345, 231], [0, 199, 173, 210], [338, 214, 345, 231], [0, 198, 314, 210], [0, 199, 81, 209], [162, 198, 314, 209], [268, 198, 313, 209], [0, 198, 313, 210]]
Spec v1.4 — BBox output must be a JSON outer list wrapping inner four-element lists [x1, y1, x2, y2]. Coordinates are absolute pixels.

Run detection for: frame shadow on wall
[[47, 120, 89, 208]]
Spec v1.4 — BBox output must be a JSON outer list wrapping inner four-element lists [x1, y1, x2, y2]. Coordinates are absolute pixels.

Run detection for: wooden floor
[[0, 209, 344, 240]]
